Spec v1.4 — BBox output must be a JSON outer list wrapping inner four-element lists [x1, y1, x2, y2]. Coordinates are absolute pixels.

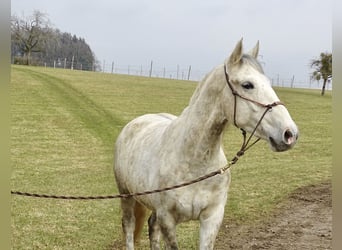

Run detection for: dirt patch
[[215, 181, 332, 250]]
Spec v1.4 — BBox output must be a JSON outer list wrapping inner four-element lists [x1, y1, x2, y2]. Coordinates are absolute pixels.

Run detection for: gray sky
[[11, 0, 331, 85]]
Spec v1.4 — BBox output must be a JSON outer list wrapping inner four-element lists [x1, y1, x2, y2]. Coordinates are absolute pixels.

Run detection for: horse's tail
[[134, 202, 147, 243]]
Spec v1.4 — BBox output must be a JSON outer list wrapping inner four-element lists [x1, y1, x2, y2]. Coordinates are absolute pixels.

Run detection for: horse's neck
[[180, 106, 227, 162], [171, 66, 230, 163]]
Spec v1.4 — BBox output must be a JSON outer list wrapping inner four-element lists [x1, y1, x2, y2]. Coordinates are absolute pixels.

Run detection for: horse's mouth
[[269, 137, 293, 152]]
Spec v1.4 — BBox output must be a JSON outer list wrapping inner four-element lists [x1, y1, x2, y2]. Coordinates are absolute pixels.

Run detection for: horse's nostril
[[284, 129, 294, 145]]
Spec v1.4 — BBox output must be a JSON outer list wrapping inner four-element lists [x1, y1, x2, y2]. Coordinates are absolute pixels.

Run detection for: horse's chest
[[170, 176, 229, 222]]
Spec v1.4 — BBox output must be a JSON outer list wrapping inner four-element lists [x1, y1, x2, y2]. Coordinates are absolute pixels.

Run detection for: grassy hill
[[11, 65, 332, 249]]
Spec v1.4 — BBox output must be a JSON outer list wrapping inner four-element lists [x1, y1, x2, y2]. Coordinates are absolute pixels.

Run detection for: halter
[[223, 65, 284, 163]]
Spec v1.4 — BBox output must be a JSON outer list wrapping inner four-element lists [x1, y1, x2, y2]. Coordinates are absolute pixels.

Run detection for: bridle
[[223, 65, 285, 163]]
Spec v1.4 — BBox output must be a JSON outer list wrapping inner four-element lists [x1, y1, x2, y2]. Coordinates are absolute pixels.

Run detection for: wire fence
[[99, 60, 209, 81], [13, 57, 332, 90], [13, 57, 208, 81], [269, 75, 332, 90]]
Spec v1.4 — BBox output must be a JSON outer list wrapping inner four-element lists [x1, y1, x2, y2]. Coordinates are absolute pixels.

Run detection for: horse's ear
[[249, 40, 259, 59], [228, 38, 243, 66]]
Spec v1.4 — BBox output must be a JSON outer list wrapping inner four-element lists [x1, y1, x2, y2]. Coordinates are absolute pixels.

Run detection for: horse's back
[[116, 113, 176, 145]]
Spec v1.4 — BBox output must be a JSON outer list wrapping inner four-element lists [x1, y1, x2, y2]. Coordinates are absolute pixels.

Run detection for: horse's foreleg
[[199, 205, 225, 250], [157, 211, 179, 250], [148, 212, 161, 250], [121, 197, 137, 250]]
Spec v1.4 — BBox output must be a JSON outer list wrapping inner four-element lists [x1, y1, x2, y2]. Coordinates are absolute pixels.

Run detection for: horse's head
[[224, 39, 298, 152]]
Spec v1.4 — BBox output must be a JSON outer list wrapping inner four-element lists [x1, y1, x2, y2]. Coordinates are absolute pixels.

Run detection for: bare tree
[[310, 52, 332, 96], [11, 10, 52, 65], [11, 10, 97, 70]]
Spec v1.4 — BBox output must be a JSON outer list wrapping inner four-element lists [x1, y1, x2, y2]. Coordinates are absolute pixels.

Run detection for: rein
[[10, 66, 284, 200]]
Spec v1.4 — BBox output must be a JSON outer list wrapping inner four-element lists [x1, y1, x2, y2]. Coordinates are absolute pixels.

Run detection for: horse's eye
[[242, 82, 254, 90]]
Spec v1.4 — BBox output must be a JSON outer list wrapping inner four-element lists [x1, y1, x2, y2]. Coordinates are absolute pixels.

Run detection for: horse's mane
[[187, 70, 213, 107], [241, 54, 264, 73]]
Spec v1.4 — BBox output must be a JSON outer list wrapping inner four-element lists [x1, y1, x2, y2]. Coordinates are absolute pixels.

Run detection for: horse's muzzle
[[269, 127, 299, 152]]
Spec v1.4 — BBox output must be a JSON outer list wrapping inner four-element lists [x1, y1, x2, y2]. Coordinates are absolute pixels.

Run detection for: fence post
[[71, 56, 74, 70], [291, 75, 295, 88], [309, 77, 312, 89], [149, 60, 153, 77], [177, 64, 179, 79], [277, 74, 279, 86], [187, 65, 192, 80]]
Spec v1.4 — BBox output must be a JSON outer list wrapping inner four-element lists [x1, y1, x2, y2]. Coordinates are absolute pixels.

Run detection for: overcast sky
[[11, 0, 331, 84]]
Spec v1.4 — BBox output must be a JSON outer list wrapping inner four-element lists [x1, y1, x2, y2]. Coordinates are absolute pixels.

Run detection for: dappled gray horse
[[114, 39, 298, 249]]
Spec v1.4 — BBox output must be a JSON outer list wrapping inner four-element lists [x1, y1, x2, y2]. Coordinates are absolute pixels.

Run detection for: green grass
[[11, 65, 332, 249]]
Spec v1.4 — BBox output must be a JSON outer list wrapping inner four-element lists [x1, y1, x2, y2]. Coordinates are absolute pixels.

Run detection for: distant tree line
[[11, 10, 100, 71]]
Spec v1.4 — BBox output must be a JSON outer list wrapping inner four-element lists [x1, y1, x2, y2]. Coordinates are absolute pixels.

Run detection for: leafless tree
[[11, 10, 52, 65]]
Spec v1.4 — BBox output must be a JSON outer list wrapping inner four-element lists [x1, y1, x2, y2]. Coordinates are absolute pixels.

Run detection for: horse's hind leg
[[133, 202, 147, 243], [148, 212, 161, 250], [120, 197, 137, 250]]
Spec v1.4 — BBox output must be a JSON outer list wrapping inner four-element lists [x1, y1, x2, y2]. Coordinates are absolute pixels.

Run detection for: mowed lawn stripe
[[14, 67, 124, 148]]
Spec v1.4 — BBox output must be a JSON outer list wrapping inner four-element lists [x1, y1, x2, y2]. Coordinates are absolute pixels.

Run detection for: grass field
[[11, 65, 332, 249]]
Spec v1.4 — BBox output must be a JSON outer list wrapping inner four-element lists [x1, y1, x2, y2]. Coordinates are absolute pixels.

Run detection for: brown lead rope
[[10, 134, 246, 201], [10, 169, 225, 200], [9, 120, 261, 200], [11, 66, 284, 200]]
